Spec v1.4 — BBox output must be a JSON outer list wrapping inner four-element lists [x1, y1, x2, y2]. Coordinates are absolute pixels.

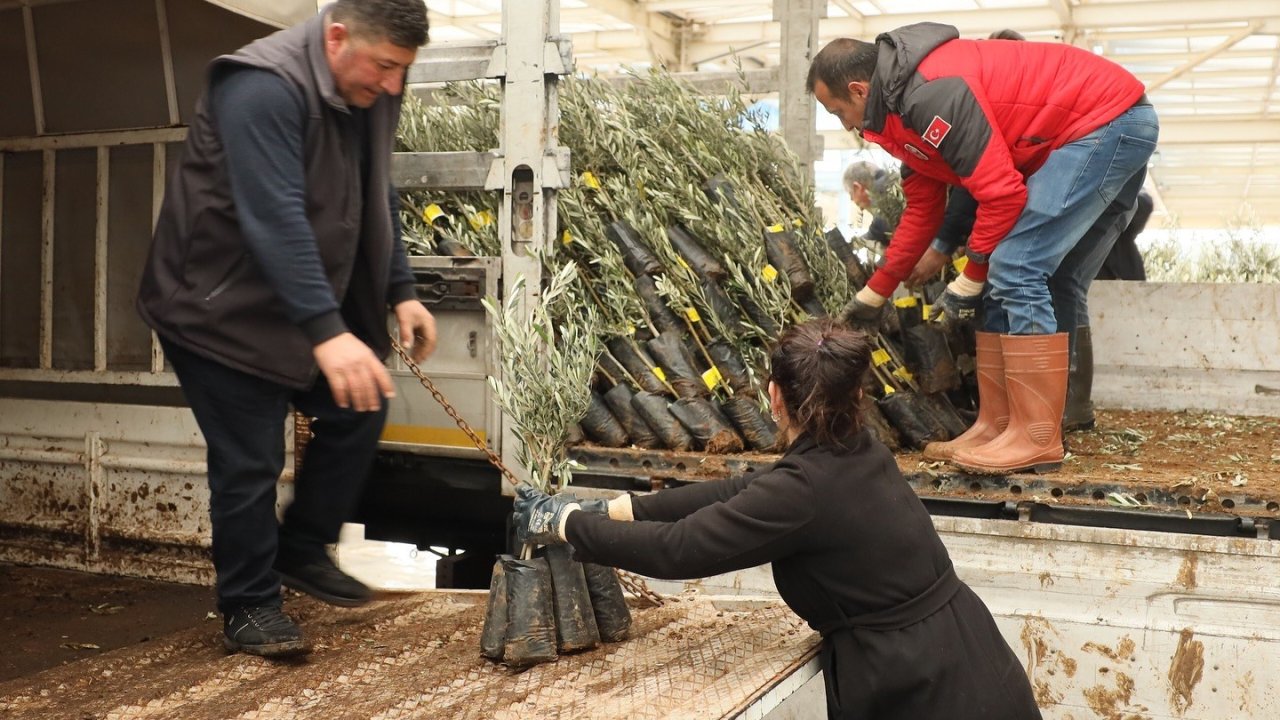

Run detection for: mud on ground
[[903, 408, 1280, 516]]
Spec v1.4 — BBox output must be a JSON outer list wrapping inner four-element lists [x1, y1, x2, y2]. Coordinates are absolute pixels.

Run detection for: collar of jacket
[[783, 428, 871, 456], [311, 4, 353, 114], [863, 22, 959, 137]]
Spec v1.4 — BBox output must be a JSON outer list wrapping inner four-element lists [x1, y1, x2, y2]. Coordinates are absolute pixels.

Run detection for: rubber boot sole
[[279, 570, 372, 608], [954, 459, 1062, 476], [223, 635, 311, 658]]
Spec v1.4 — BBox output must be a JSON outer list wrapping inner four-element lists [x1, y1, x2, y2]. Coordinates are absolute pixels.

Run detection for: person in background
[[813, 23, 1157, 474], [1096, 189, 1153, 282], [136, 0, 435, 657], [842, 161, 892, 247], [513, 319, 1043, 720]]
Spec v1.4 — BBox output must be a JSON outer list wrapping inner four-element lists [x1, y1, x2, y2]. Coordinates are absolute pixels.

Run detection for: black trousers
[[161, 338, 387, 614]]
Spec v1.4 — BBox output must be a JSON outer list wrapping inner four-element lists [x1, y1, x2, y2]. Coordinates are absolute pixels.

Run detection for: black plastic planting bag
[[666, 225, 725, 280], [721, 395, 778, 451], [897, 303, 958, 394], [583, 563, 631, 642], [479, 557, 509, 660], [647, 331, 706, 399], [903, 390, 952, 443], [607, 339, 668, 395], [763, 228, 815, 301], [580, 391, 630, 447], [923, 392, 969, 439], [540, 544, 600, 654], [799, 296, 828, 319], [435, 238, 475, 257], [706, 341, 752, 392], [825, 227, 870, 289], [497, 555, 558, 668], [669, 397, 745, 454], [739, 292, 780, 337], [702, 174, 740, 210], [700, 279, 745, 332], [603, 384, 662, 449], [877, 392, 937, 449], [861, 397, 901, 451], [631, 391, 694, 451], [635, 275, 686, 335], [606, 221, 662, 277]]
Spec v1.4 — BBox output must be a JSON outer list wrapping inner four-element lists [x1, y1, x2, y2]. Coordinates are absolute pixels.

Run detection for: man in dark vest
[[137, 0, 434, 657]]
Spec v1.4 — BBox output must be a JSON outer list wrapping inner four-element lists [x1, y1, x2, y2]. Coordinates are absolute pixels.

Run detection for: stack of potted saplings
[[397, 70, 978, 455]]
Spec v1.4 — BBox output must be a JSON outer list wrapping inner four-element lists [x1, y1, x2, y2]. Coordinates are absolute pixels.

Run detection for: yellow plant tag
[[893, 367, 914, 382], [581, 171, 601, 190], [767, 223, 785, 233], [762, 264, 779, 283], [953, 256, 968, 273], [468, 210, 494, 231], [883, 385, 895, 395], [702, 366, 723, 391], [562, 229, 573, 246], [872, 349, 891, 366], [922, 304, 932, 320], [893, 297, 919, 309], [423, 203, 446, 224], [653, 367, 667, 382], [685, 307, 701, 323]]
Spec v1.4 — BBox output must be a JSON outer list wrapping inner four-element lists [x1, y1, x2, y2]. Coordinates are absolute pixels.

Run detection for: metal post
[[95, 147, 109, 371], [150, 142, 167, 373], [775, 0, 824, 176], [40, 149, 54, 369], [22, 5, 45, 135], [489, 0, 570, 489]]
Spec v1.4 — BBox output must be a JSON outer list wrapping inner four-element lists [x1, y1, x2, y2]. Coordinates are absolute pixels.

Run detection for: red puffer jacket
[[860, 23, 1146, 297]]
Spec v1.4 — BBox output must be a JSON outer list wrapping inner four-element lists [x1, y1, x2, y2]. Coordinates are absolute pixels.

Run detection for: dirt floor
[[0, 564, 213, 683]]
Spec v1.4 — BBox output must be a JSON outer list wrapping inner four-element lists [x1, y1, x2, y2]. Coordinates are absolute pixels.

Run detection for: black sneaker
[[223, 604, 309, 657], [276, 554, 372, 608]]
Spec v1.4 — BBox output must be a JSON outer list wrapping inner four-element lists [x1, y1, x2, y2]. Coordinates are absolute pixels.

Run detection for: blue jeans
[[984, 102, 1159, 336]]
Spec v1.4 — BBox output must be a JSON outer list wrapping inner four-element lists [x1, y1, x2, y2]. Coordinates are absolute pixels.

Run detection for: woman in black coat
[[515, 319, 1042, 720]]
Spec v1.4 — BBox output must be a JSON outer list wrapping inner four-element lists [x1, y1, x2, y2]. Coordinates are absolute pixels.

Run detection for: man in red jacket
[[808, 23, 1157, 475]]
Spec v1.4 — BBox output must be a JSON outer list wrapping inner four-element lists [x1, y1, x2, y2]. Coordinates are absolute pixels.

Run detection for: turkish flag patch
[[923, 115, 952, 148]]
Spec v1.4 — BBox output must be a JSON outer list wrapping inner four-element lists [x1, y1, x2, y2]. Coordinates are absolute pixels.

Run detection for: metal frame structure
[[426, 0, 1280, 228]]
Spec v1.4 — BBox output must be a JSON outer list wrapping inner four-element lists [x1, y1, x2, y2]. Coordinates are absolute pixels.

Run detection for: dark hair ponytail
[[768, 318, 873, 448]]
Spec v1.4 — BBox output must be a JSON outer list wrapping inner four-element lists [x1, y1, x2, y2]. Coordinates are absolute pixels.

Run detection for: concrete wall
[[1091, 281, 1280, 417]]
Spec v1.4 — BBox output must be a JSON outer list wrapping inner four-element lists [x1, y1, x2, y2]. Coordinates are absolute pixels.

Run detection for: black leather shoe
[[276, 555, 372, 607], [223, 604, 309, 657]]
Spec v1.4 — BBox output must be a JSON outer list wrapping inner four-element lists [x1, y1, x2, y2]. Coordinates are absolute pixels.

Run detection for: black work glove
[[928, 276, 984, 330], [513, 484, 581, 546], [839, 288, 887, 332]]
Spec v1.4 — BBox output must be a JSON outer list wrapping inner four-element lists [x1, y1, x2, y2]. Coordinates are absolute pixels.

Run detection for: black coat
[[566, 430, 1042, 720]]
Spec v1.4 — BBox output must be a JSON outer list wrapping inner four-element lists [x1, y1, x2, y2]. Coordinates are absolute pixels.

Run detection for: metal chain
[[390, 338, 664, 607]]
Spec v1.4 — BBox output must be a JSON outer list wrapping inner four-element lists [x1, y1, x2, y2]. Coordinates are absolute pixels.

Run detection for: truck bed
[[572, 408, 1280, 521], [0, 591, 819, 720]]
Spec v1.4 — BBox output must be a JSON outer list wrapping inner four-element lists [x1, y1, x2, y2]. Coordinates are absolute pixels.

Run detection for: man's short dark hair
[[331, 0, 430, 48], [806, 38, 877, 100], [989, 29, 1025, 41]]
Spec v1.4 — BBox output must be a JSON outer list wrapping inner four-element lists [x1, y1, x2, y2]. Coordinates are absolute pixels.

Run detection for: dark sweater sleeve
[[933, 186, 978, 254], [211, 67, 346, 345], [566, 462, 815, 580], [386, 185, 417, 306], [630, 472, 757, 522]]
